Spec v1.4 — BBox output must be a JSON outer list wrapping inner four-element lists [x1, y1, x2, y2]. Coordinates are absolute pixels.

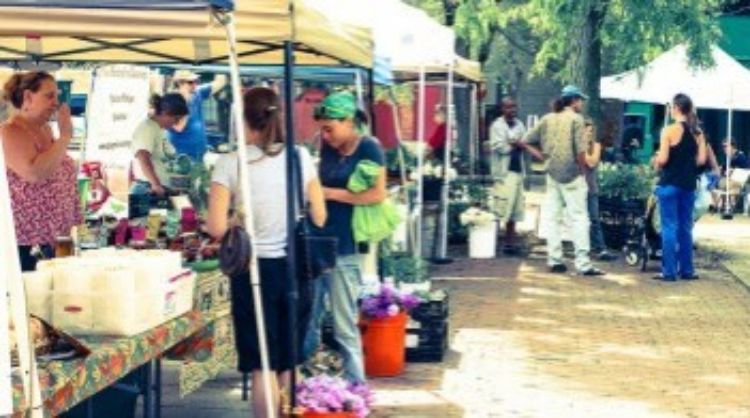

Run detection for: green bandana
[[314, 91, 357, 120]]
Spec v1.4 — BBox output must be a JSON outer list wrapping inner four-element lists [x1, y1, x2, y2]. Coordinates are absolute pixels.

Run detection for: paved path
[[144, 215, 750, 418], [370, 249, 750, 418]]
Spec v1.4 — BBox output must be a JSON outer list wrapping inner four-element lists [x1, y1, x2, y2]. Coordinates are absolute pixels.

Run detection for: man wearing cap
[[523, 85, 605, 276], [168, 70, 226, 161]]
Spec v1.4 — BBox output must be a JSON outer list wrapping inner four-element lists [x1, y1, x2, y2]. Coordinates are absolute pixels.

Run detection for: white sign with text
[[86, 64, 150, 168]]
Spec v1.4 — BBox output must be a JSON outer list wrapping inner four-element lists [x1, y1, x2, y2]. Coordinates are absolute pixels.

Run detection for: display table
[[12, 310, 207, 418]]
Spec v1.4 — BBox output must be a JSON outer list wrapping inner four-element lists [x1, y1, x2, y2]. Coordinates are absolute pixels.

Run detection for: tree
[[501, 0, 724, 122], [409, 0, 728, 124]]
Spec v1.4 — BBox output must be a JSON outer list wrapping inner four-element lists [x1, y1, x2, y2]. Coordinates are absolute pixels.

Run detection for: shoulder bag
[[293, 148, 338, 280]]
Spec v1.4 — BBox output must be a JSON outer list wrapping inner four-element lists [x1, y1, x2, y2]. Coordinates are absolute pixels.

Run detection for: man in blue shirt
[[168, 70, 226, 162]]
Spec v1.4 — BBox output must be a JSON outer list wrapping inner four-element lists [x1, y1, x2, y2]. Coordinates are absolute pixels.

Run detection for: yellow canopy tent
[[0, 0, 373, 67]]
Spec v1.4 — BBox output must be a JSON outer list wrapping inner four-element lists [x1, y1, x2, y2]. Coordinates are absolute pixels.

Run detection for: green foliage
[[500, 0, 724, 82], [382, 251, 429, 284], [597, 162, 657, 202]]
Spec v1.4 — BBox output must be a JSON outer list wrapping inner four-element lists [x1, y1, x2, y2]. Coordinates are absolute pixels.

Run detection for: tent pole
[[436, 64, 455, 261], [388, 87, 413, 251], [222, 11, 276, 418], [282, 39, 301, 410], [1, 147, 43, 418], [469, 83, 478, 176], [723, 108, 734, 220], [415, 65, 426, 259], [368, 68, 376, 134]]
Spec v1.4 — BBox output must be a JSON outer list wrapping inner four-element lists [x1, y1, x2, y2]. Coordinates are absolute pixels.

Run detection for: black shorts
[[230, 257, 312, 372]]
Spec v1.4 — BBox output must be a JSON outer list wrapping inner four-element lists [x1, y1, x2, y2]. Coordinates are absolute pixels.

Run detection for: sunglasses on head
[[314, 105, 346, 121]]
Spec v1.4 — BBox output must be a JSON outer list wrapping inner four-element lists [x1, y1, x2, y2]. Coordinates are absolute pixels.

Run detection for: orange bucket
[[361, 311, 408, 377]]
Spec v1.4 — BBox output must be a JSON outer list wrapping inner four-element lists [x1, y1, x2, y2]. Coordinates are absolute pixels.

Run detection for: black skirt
[[229, 257, 312, 372]]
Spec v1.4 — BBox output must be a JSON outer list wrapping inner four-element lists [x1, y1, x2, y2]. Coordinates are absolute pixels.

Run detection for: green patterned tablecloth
[[12, 310, 206, 417]]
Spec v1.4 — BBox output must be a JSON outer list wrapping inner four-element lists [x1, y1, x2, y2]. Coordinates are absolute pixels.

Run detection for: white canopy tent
[[0, 0, 373, 67], [601, 44, 750, 110], [0, 2, 375, 417]]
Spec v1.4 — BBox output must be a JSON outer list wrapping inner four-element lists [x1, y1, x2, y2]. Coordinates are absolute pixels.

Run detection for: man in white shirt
[[489, 97, 527, 255]]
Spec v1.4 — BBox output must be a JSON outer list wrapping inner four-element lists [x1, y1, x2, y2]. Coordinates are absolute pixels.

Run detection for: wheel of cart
[[624, 244, 641, 267]]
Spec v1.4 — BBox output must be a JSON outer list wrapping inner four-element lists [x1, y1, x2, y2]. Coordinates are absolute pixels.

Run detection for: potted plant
[[448, 179, 491, 244], [296, 375, 373, 418], [460, 207, 497, 258], [382, 251, 429, 293], [360, 284, 421, 377], [597, 163, 656, 249]]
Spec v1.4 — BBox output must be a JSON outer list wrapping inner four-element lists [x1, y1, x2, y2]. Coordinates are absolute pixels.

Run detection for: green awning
[[720, 16, 750, 68]]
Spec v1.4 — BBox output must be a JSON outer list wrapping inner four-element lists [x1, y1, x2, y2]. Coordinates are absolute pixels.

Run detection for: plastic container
[[361, 311, 408, 377], [468, 221, 497, 258]]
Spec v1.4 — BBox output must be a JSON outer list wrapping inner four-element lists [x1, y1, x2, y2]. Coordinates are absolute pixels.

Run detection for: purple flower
[[297, 376, 373, 416], [360, 284, 423, 319]]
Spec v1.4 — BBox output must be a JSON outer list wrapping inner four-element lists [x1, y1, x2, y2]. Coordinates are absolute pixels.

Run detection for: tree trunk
[[576, 2, 606, 129]]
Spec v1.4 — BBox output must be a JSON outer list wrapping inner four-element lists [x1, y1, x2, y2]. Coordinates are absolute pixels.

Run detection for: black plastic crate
[[405, 319, 449, 363], [410, 290, 449, 322], [406, 346, 446, 362]]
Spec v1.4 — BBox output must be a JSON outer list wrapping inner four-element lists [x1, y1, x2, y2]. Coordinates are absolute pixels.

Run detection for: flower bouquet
[[360, 284, 422, 320], [459, 207, 496, 228], [409, 161, 458, 202], [296, 375, 374, 418]]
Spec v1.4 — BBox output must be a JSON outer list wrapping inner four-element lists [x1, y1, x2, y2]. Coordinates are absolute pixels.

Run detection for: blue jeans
[[302, 254, 365, 382], [656, 185, 696, 278], [587, 193, 606, 253]]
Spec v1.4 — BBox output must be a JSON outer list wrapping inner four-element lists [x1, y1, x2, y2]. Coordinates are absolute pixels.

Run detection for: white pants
[[493, 171, 525, 224], [545, 175, 593, 272]]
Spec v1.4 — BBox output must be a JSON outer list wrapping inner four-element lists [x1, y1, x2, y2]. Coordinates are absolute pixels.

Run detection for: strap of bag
[[291, 147, 309, 225]]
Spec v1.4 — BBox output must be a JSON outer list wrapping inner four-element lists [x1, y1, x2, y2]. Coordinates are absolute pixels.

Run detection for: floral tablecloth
[[12, 310, 206, 417]]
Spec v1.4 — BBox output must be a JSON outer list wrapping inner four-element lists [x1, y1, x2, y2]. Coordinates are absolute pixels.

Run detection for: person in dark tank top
[[652, 93, 708, 281]]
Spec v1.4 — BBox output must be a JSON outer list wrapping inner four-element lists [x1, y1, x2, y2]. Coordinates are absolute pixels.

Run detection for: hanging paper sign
[[85, 64, 150, 169]]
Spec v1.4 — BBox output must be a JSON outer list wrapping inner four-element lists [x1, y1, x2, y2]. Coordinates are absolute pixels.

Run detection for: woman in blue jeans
[[303, 92, 386, 382], [652, 93, 707, 281]]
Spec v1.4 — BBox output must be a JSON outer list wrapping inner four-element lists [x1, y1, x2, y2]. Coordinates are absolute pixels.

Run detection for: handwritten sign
[[85, 65, 150, 168]]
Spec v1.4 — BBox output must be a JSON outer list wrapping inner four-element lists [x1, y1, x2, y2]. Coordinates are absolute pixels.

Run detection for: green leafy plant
[[382, 251, 429, 284], [597, 162, 656, 202]]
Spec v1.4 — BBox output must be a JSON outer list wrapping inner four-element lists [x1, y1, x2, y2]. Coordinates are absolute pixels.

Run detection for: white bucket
[[468, 221, 497, 259]]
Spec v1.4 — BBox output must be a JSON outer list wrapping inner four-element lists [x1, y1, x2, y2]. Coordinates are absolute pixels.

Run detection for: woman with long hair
[[207, 87, 326, 417], [652, 93, 707, 281]]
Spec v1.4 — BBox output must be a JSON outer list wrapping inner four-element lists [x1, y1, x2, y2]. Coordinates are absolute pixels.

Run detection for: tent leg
[[415, 66, 427, 259], [435, 65, 454, 263], [723, 108, 734, 220], [221, 11, 276, 418], [282, 39, 300, 410], [368, 68, 376, 134]]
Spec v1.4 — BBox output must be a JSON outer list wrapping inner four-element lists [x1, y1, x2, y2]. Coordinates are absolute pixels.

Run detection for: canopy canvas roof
[[600, 44, 750, 110], [0, 0, 373, 68], [309, 0, 481, 81]]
